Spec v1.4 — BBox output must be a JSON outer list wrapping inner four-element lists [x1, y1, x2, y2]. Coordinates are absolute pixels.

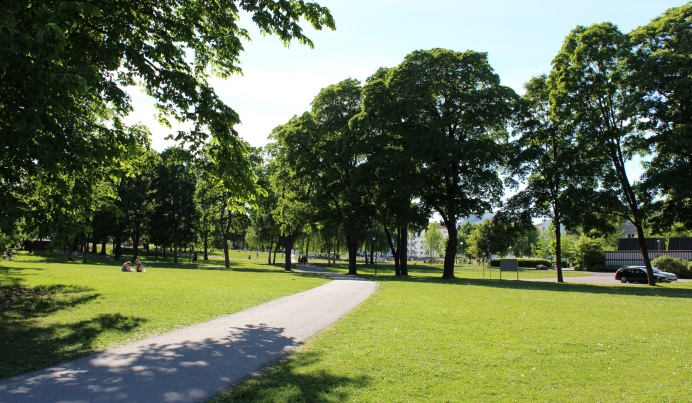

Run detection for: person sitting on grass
[[135, 259, 145, 272], [121, 261, 133, 272]]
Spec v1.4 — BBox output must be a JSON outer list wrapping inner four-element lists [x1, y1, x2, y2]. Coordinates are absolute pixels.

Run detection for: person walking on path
[[0, 266, 376, 402]]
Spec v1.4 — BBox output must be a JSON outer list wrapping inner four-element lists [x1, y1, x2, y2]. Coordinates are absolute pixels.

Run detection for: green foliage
[[150, 148, 199, 262], [629, 4, 692, 231], [0, 0, 334, 244], [354, 67, 430, 273], [269, 79, 371, 273], [423, 222, 445, 259], [652, 255, 692, 279], [468, 218, 512, 259], [381, 48, 518, 278], [573, 233, 607, 271]]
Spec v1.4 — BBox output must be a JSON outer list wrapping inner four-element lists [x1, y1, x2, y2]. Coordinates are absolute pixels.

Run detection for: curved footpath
[[0, 266, 377, 403]]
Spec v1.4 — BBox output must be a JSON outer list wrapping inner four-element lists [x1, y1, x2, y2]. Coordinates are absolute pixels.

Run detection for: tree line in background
[[1, 3, 690, 285]]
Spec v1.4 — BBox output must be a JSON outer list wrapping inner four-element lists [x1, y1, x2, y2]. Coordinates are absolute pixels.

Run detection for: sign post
[[500, 259, 519, 280]]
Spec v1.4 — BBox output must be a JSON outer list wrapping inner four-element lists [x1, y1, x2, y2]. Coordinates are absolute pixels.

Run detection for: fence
[[605, 251, 692, 267]]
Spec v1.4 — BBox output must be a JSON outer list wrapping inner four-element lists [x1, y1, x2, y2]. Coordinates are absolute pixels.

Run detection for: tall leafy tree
[[423, 222, 445, 261], [267, 114, 318, 271], [468, 218, 512, 262], [355, 67, 429, 276], [117, 146, 160, 260], [507, 75, 594, 282], [245, 150, 282, 264], [386, 48, 517, 279], [310, 79, 371, 275], [550, 23, 657, 284], [151, 148, 198, 263], [629, 4, 692, 231], [200, 137, 261, 268], [0, 0, 334, 233], [273, 80, 370, 274]]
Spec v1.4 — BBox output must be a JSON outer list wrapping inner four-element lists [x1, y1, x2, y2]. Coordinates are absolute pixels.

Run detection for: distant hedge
[[652, 256, 692, 279], [490, 258, 552, 268]]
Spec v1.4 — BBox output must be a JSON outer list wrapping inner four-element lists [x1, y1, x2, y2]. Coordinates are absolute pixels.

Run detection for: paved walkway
[[0, 266, 377, 403]]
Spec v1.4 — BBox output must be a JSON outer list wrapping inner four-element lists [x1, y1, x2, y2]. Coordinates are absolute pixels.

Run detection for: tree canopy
[[0, 0, 334, 233]]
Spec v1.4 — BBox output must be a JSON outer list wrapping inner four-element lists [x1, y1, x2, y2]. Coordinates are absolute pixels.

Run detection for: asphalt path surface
[[0, 266, 377, 403]]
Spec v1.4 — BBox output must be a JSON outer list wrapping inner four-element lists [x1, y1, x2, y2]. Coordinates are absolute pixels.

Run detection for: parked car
[[614, 266, 672, 283], [650, 266, 678, 282], [626, 266, 677, 282]]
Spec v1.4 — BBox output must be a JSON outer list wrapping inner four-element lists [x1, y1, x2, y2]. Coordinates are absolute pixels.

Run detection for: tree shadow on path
[[0, 323, 369, 403]]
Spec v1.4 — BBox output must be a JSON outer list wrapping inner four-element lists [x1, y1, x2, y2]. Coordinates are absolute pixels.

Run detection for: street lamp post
[[657, 239, 661, 261]]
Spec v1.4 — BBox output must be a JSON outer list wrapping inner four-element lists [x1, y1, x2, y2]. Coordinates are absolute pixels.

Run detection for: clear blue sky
[[126, 0, 687, 151]]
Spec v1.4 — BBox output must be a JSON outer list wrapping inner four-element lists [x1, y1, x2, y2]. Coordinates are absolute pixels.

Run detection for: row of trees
[[2, 3, 689, 286], [0, 1, 334, 264], [254, 4, 691, 284]]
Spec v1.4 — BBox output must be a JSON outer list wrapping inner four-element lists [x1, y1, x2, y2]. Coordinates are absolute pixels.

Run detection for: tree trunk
[[273, 237, 282, 265], [204, 229, 209, 261], [81, 230, 88, 263], [221, 207, 231, 269], [283, 236, 294, 271], [132, 232, 140, 260], [173, 230, 179, 264], [114, 234, 122, 260], [442, 221, 458, 279], [400, 227, 409, 276], [267, 238, 273, 264], [347, 234, 358, 275], [554, 214, 564, 283], [100, 238, 107, 255], [384, 226, 400, 276], [635, 224, 655, 285]]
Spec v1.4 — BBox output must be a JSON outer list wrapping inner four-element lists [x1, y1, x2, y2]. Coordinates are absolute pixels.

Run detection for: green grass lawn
[[216, 270, 692, 402], [0, 251, 328, 379], [3, 250, 690, 401]]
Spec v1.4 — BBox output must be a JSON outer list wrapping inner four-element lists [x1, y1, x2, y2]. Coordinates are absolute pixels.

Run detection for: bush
[[490, 258, 551, 268], [652, 256, 692, 279]]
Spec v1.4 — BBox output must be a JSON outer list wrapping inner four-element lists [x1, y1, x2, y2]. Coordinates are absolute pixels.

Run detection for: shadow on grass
[[0, 312, 147, 380], [0, 284, 99, 319], [360, 272, 692, 299], [213, 350, 370, 402], [302, 263, 692, 299], [0, 282, 147, 379], [0, 323, 369, 402]]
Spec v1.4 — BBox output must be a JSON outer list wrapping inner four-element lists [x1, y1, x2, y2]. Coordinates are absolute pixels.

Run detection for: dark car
[[614, 267, 668, 283]]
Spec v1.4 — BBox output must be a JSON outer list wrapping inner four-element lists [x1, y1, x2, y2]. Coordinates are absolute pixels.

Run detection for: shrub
[[490, 258, 551, 268], [652, 256, 692, 279]]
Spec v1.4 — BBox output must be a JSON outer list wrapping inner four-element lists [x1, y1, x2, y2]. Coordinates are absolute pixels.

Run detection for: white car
[[628, 266, 678, 282]]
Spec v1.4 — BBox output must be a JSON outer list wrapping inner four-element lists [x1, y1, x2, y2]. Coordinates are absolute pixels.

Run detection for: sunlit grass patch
[[216, 276, 692, 402]]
